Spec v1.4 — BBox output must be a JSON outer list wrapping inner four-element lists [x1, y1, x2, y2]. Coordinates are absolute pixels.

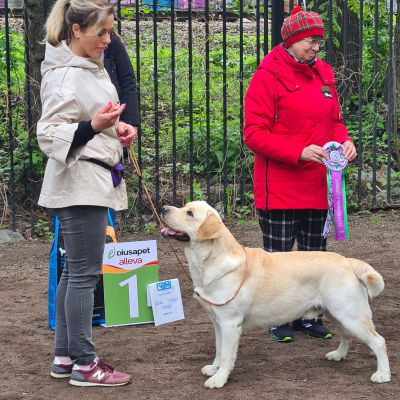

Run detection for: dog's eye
[[187, 211, 194, 217]]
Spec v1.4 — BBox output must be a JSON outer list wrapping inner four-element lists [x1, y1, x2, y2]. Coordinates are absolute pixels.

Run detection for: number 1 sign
[[102, 240, 159, 326]]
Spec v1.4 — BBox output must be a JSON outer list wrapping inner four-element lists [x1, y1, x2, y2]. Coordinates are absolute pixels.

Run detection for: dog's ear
[[195, 210, 223, 241]]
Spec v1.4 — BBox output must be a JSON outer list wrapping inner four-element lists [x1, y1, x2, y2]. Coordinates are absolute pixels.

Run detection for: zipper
[[274, 71, 278, 122], [265, 158, 269, 209]]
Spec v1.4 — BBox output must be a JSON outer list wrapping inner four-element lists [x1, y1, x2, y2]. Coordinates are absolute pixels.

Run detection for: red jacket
[[244, 45, 351, 210]]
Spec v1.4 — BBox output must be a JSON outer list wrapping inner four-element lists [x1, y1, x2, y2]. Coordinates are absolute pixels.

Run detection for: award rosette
[[322, 141, 349, 241]]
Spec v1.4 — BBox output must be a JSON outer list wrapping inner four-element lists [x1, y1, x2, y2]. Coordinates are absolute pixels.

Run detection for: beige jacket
[[37, 41, 128, 210]]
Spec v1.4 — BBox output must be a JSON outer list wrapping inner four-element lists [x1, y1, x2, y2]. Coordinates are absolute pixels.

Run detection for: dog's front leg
[[204, 321, 242, 389], [202, 321, 222, 377]]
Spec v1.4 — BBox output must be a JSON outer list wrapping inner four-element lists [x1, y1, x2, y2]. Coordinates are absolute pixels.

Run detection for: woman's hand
[[91, 102, 126, 132], [342, 140, 357, 162], [117, 122, 138, 147], [299, 145, 329, 164]]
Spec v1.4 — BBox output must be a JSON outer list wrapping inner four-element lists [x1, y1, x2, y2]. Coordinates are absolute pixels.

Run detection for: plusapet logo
[[108, 245, 152, 266]]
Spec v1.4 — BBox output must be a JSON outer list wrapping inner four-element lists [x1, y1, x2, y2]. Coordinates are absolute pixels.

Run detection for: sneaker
[[50, 357, 73, 378], [293, 321, 332, 339], [267, 323, 293, 342], [69, 357, 130, 387]]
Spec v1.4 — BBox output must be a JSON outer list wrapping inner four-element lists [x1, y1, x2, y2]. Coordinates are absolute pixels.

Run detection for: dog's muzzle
[[160, 206, 190, 241]]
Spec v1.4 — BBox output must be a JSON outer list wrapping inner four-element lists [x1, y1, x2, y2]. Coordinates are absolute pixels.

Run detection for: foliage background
[[0, 1, 399, 236]]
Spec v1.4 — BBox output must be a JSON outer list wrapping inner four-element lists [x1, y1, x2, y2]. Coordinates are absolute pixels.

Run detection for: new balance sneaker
[[50, 357, 73, 378], [268, 323, 293, 342], [293, 321, 332, 339], [69, 357, 130, 387]]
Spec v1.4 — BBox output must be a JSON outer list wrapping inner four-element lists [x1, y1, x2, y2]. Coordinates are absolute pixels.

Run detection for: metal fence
[[0, 0, 398, 237]]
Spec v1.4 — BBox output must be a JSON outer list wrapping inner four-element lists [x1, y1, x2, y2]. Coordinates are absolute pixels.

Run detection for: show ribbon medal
[[322, 141, 349, 241]]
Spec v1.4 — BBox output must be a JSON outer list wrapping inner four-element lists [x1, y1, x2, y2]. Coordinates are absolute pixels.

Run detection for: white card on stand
[[147, 279, 185, 326]]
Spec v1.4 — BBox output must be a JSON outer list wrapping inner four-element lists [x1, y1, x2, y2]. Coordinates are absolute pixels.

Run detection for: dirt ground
[[1, 211, 400, 400]]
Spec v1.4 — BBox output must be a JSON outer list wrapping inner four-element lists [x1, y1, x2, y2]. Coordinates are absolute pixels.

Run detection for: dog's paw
[[201, 364, 219, 376], [371, 371, 391, 383], [204, 374, 227, 389], [325, 350, 346, 361]]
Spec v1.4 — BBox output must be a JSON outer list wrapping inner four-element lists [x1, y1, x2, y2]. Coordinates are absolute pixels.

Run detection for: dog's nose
[[162, 206, 170, 215]]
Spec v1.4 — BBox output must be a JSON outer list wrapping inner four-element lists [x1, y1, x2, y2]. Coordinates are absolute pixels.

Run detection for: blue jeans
[[54, 206, 108, 365]]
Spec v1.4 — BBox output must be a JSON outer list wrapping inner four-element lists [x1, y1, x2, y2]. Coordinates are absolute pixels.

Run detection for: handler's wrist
[[91, 120, 101, 133]]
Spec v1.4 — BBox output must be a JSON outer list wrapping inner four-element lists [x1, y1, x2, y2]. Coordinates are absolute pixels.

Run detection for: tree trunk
[[24, 0, 57, 127], [393, 0, 400, 168], [394, 0, 400, 110], [332, 0, 360, 113], [310, 0, 359, 113]]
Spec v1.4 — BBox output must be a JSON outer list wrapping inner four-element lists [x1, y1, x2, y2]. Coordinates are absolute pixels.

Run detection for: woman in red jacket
[[244, 7, 357, 342]]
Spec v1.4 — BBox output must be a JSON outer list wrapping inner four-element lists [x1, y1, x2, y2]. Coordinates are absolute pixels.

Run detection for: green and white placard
[[102, 240, 159, 326]]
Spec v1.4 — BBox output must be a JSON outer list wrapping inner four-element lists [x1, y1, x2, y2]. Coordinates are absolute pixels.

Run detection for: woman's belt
[[82, 158, 124, 188], [82, 158, 112, 170]]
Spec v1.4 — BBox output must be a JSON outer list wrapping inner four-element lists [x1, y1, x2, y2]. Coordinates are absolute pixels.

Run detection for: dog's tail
[[349, 259, 384, 298]]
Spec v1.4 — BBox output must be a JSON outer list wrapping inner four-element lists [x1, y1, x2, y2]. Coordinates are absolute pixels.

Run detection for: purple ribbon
[[330, 170, 347, 240], [322, 141, 349, 241]]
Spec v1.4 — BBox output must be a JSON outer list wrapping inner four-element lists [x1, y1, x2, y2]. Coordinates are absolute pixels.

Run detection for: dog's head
[[161, 201, 223, 243]]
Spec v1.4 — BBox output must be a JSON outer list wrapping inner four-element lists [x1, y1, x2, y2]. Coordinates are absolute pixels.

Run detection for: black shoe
[[293, 321, 332, 339], [268, 323, 293, 342]]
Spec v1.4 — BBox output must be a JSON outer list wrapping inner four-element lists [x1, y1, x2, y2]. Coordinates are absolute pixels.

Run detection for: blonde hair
[[45, 0, 115, 46]]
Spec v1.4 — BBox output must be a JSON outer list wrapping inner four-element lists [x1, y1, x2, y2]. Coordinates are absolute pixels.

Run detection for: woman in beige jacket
[[37, 0, 135, 387]]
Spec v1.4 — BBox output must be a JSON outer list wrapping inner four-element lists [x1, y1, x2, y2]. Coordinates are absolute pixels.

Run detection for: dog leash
[[127, 145, 248, 306], [127, 146, 192, 283]]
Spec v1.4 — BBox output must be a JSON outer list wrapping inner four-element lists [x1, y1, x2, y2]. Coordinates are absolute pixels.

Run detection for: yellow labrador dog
[[161, 201, 390, 389]]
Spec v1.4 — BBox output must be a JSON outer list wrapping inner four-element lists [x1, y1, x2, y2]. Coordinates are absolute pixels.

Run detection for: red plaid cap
[[281, 6, 324, 48]]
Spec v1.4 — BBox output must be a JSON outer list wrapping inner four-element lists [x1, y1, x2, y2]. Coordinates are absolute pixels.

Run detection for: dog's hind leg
[[202, 321, 221, 377], [324, 311, 353, 361], [325, 310, 390, 383], [204, 320, 242, 389], [349, 317, 390, 383]]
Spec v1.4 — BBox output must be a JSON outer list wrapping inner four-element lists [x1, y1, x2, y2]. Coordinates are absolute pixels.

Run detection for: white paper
[[147, 279, 185, 326]]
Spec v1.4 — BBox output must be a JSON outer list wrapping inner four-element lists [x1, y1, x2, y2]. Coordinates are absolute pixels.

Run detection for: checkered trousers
[[259, 209, 328, 324], [258, 209, 328, 253]]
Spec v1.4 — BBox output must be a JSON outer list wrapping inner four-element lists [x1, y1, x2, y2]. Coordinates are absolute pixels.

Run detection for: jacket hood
[[257, 44, 335, 89], [41, 41, 102, 77]]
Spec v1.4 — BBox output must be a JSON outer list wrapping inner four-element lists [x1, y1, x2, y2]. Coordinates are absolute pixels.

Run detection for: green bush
[[127, 31, 258, 185], [1, 4, 399, 231]]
